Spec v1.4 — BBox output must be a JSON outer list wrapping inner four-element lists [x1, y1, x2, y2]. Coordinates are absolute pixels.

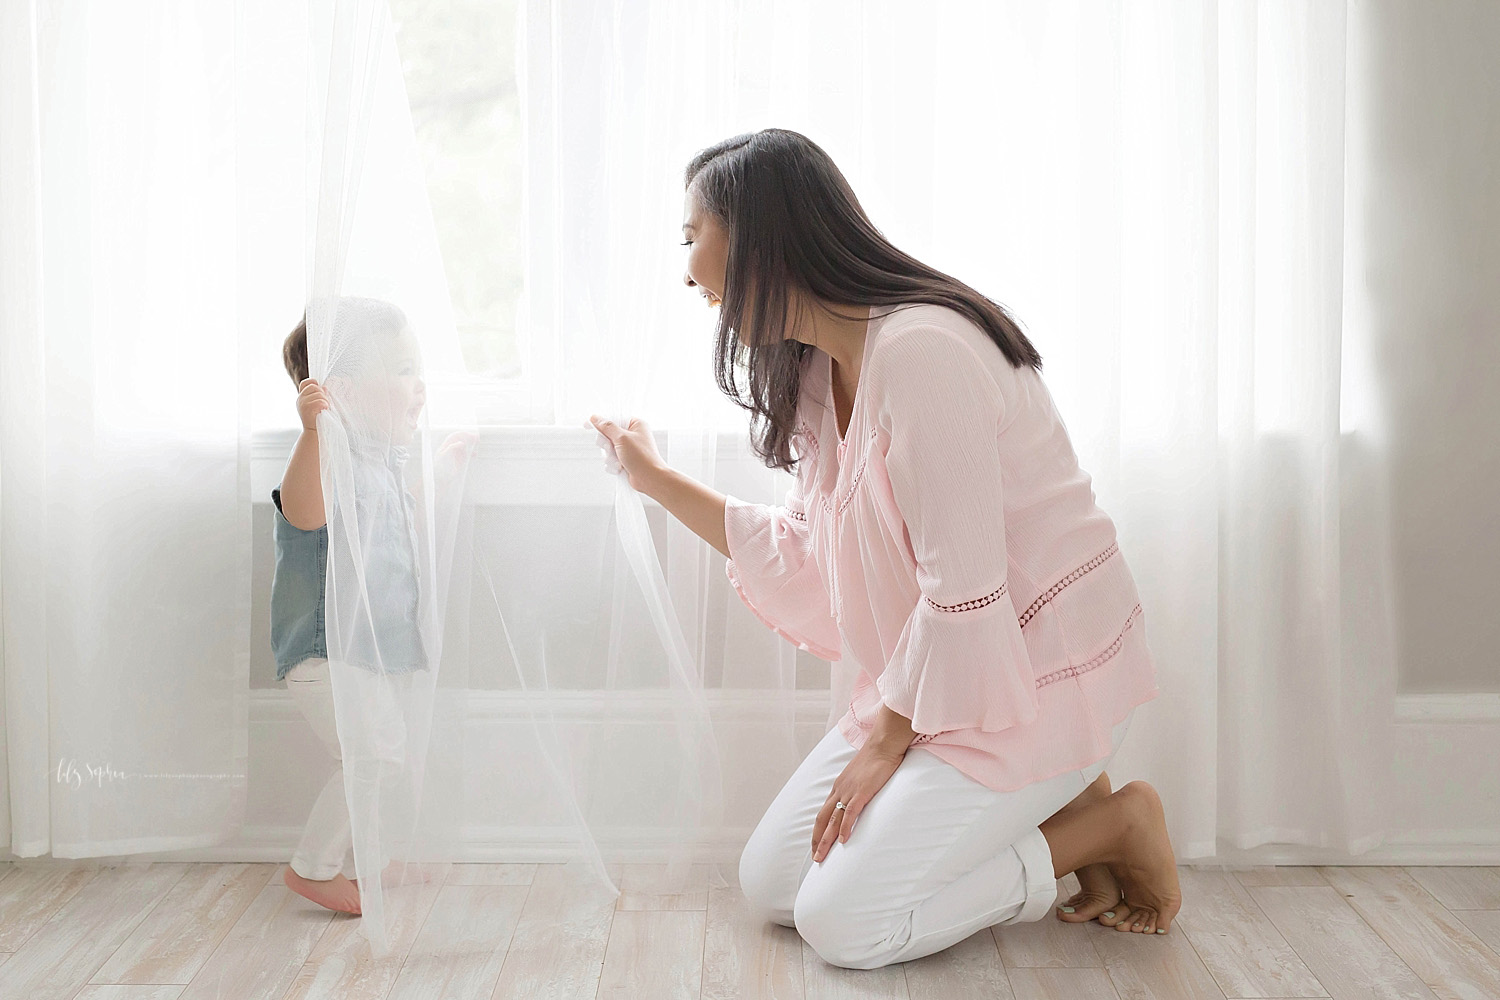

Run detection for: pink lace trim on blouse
[[821, 428, 877, 517], [848, 544, 1138, 740], [1035, 604, 1143, 688], [925, 582, 1008, 614], [851, 602, 1143, 739], [1017, 543, 1119, 629]]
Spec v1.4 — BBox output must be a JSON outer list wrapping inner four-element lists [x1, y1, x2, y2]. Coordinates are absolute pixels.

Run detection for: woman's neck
[[790, 298, 869, 376]]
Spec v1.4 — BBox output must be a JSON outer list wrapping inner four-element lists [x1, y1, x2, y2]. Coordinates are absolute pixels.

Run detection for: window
[[391, 0, 524, 383]]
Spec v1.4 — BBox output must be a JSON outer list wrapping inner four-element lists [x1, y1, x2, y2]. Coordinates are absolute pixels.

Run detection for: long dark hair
[[685, 129, 1041, 472]]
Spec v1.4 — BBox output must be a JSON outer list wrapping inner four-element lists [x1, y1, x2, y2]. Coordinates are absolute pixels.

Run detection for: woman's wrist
[[638, 461, 677, 502], [637, 464, 731, 559], [869, 704, 917, 756]]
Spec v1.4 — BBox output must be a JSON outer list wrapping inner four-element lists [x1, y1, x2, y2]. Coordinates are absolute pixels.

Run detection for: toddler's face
[[380, 327, 426, 445], [336, 324, 426, 446]]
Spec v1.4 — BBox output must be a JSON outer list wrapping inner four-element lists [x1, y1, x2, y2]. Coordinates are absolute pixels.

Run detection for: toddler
[[270, 297, 429, 914]]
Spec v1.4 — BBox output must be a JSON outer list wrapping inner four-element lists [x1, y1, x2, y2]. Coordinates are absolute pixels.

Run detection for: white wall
[[1354, 0, 1500, 693]]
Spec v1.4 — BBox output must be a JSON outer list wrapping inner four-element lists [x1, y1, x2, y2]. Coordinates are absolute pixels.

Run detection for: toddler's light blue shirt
[[269, 447, 425, 680]]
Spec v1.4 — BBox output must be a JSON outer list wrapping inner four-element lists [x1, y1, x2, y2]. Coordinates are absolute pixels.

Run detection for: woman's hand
[[589, 416, 667, 494], [811, 705, 917, 863], [297, 378, 330, 431], [811, 741, 905, 863]]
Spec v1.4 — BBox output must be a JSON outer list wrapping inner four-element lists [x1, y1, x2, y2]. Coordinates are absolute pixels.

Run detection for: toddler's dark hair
[[282, 315, 309, 386], [283, 299, 409, 388]]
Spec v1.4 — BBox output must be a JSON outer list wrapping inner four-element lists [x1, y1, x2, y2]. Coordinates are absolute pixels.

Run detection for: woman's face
[[681, 189, 727, 308]]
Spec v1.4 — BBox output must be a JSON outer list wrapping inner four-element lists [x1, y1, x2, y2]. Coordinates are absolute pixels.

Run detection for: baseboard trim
[[156, 824, 758, 866], [131, 689, 1500, 869], [1395, 692, 1500, 724], [152, 828, 1500, 869]]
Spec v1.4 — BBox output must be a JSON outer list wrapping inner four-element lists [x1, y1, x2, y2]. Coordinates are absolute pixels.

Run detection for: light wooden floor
[[1, 861, 1499, 999]]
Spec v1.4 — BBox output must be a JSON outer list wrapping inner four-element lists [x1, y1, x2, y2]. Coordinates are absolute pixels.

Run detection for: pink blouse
[[724, 304, 1158, 792]]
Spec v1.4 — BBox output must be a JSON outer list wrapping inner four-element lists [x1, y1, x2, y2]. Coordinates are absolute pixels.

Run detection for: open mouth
[[702, 292, 722, 308]]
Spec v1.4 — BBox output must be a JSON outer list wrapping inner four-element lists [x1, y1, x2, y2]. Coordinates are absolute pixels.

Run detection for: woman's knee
[[737, 826, 797, 926], [792, 881, 894, 971]]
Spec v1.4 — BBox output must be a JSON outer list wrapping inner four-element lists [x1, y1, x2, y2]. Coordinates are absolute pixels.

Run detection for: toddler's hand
[[297, 378, 330, 431], [436, 431, 479, 481]]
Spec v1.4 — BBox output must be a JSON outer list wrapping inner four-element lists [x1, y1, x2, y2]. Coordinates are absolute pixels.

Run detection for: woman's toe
[[1098, 903, 1129, 927], [1057, 891, 1116, 922]]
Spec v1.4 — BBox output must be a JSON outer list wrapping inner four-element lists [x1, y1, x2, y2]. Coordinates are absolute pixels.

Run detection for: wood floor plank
[[902, 929, 1013, 999], [1006, 967, 1121, 1000], [1173, 868, 1327, 998], [992, 907, 1102, 969], [596, 910, 704, 1000], [1319, 866, 1500, 999], [1405, 868, 1500, 911], [701, 885, 803, 1000], [1089, 919, 1226, 1000], [1452, 910, 1500, 955], [614, 864, 714, 911], [0, 863, 186, 1000], [0, 862, 101, 951], [283, 872, 446, 1000], [386, 884, 527, 1000], [445, 864, 537, 887], [1232, 867, 1329, 888], [177, 882, 334, 1000], [90, 863, 274, 985], [1249, 885, 1436, 1000], [18, 860, 1499, 1000], [802, 945, 908, 1000], [489, 864, 614, 999]]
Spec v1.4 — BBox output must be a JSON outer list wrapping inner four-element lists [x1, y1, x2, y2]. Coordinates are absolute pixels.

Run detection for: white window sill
[[250, 426, 783, 507]]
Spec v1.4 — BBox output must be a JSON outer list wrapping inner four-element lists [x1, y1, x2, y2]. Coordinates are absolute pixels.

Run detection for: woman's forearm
[[280, 429, 326, 530], [642, 466, 730, 558]]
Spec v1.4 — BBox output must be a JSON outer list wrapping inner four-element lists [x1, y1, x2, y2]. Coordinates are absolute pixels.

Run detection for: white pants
[[740, 710, 1133, 970], [284, 657, 354, 880], [284, 657, 409, 881]]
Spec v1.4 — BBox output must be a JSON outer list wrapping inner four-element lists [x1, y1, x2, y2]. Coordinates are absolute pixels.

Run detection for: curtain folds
[[1, 0, 251, 857], [0, 0, 1399, 954]]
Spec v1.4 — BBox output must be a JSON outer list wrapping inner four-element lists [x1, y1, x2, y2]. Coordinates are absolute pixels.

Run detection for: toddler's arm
[[280, 379, 328, 530]]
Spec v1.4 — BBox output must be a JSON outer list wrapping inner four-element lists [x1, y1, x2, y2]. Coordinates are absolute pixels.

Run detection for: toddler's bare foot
[[1107, 782, 1181, 934], [1053, 774, 1125, 924], [284, 867, 361, 914]]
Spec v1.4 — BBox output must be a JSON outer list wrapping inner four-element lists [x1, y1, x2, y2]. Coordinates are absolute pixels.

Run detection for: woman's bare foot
[[1039, 779, 1182, 935], [1106, 782, 1181, 934], [1051, 774, 1125, 924], [284, 866, 361, 914]]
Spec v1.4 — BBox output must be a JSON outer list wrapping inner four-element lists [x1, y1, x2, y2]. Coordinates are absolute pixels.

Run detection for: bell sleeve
[[869, 325, 1040, 735], [723, 444, 841, 662]]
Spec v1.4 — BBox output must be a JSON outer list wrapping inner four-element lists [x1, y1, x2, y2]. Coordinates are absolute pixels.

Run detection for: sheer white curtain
[[522, 0, 1398, 861], [0, 0, 250, 856], [0, 0, 1398, 921]]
